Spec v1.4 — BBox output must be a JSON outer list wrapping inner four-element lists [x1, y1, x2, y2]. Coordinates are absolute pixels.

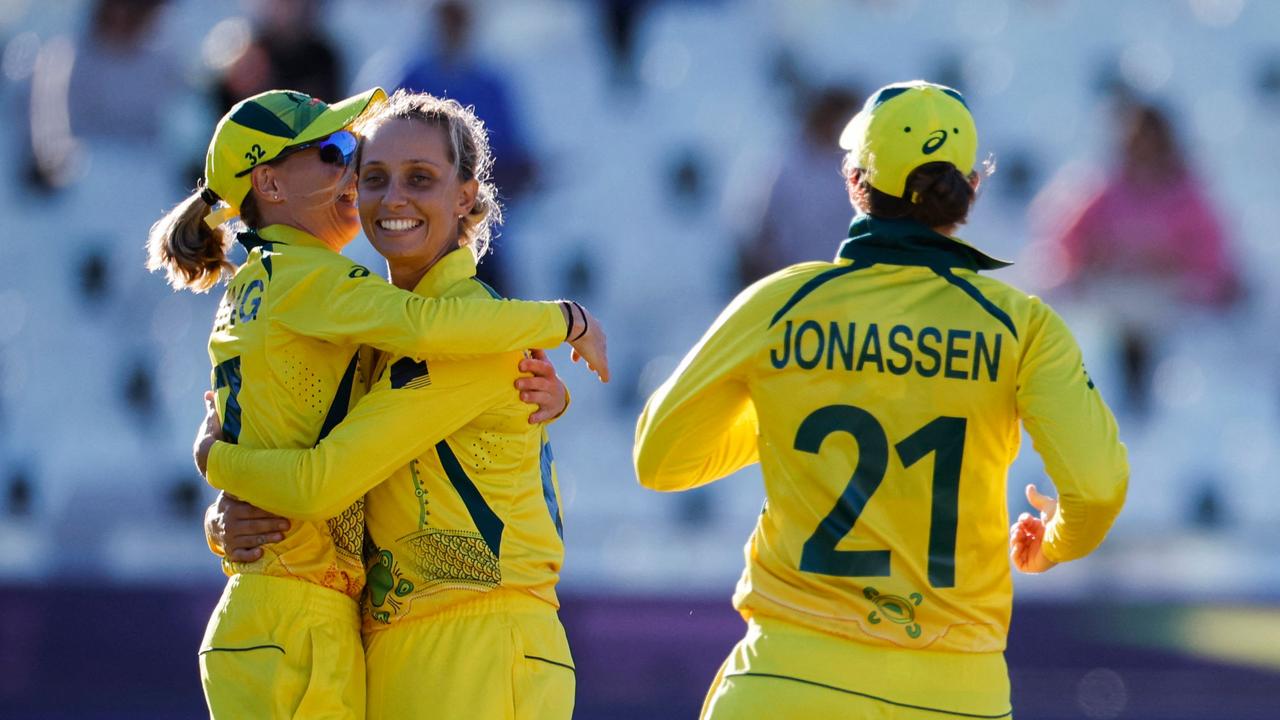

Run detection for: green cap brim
[[291, 87, 387, 147]]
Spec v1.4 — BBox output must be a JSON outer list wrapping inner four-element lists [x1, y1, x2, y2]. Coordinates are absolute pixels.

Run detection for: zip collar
[[836, 215, 1011, 272]]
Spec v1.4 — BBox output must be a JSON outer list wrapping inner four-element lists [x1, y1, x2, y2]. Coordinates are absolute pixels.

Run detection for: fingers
[[528, 348, 548, 362], [514, 376, 557, 394], [1009, 512, 1051, 573], [227, 548, 264, 563], [519, 390, 555, 408], [226, 518, 289, 539], [226, 501, 289, 525], [527, 406, 559, 424], [1025, 484, 1055, 512], [225, 529, 283, 556], [517, 353, 557, 379]]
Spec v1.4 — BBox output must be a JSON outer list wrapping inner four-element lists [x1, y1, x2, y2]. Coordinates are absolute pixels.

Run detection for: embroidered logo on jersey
[[863, 586, 925, 639], [389, 358, 431, 389]]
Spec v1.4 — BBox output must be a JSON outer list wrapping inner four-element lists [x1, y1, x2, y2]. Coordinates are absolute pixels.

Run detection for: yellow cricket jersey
[[635, 215, 1128, 654], [209, 227, 568, 600], [207, 248, 567, 628]]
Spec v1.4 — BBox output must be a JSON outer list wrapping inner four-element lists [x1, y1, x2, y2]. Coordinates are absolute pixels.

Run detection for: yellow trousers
[[701, 614, 1012, 719], [199, 573, 364, 719], [364, 590, 574, 720]]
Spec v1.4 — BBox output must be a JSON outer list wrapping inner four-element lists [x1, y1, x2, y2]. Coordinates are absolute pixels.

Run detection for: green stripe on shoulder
[[769, 260, 875, 329], [472, 277, 503, 299], [933, 269, 1018, 339]]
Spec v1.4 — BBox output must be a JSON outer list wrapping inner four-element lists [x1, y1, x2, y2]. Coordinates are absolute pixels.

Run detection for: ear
[[250, 165, 285, 206], [968, 171, 981, 193], [455, 178, 479, 218]]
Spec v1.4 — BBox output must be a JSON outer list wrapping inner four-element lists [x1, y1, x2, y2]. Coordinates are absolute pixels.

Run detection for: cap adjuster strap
[[204, 204, 239, 229]]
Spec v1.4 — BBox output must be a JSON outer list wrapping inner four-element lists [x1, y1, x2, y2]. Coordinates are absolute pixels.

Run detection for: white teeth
[[378, 219, 423, 231]]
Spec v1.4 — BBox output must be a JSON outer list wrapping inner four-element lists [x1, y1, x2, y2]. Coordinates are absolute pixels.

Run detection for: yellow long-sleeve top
[[208, 227, 567, 600], [635, 215, 1128, 654], [207, 248, 567, 628]]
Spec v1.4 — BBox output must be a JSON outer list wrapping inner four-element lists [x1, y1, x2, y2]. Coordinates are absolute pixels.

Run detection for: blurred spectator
[[397, 0, 537, 293], [736, 86, 861, 285], [598, 0, 653, 89], [1031, 101, 1240, 415], [26, 0, 180, 189], [212, 0, 342, 112]]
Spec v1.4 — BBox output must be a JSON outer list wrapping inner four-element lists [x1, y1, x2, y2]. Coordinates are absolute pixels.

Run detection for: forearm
[[395, 298, 568, 356], [207, 441, 392, 520], [206, 360, 509, 519], [1041, 474, 1128, 563]]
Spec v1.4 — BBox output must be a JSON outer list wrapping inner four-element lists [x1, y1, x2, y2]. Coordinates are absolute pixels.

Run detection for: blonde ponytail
[[146, 188, 236, 293]]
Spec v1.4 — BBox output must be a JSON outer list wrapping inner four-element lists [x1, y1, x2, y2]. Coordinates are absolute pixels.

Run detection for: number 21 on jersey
[[795, 404, 965, 588]]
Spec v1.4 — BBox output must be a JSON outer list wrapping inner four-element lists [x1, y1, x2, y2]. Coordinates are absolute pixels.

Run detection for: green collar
[[238, 224, 331, 252], [836, 215, 1011, 272]]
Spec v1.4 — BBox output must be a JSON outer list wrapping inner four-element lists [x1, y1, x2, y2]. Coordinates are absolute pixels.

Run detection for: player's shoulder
[[954, 270, 1059, 334], [734, 261, 845, 311], [262, 242, 378, 283]]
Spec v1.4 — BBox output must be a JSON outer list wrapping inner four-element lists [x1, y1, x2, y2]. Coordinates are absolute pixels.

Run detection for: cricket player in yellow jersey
[[634, 81, 1128, 719], [194, 91, 588, 719], [149, 88, 605, 719]]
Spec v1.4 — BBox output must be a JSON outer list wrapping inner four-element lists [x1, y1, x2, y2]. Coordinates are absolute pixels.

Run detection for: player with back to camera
[[147, 87, 606, 719], [634, 80, 1128, 719], [193, 90, 599, 719]]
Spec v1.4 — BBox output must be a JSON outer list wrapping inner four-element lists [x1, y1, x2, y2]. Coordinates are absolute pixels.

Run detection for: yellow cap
[[838, 80, 977, 199], [203, 87, 387, 224]]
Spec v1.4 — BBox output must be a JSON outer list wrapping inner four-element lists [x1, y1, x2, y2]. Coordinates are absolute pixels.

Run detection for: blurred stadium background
[[1, 0, 1279, 717]]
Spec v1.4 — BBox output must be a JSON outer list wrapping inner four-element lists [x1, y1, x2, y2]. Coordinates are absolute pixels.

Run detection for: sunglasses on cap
[[235, 130, 359, 177]]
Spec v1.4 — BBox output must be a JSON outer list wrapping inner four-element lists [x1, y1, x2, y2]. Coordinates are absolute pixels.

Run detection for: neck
[[258, 206, 347, 252], [388, 243, 455, 290]]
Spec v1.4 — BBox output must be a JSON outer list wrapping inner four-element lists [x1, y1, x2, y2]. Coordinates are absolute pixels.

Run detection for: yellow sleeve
[[275, 260, 567, 357], [1016, 300, 1129, 563], [634, 289, 762, 492], [206, 354, 512, 520]]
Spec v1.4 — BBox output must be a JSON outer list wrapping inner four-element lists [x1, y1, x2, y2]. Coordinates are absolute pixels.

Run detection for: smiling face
[[250, 143, 360, 250], [357, 118, 478, 281]]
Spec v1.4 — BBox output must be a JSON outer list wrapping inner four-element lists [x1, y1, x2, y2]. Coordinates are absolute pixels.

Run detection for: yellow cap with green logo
[[838, 80, 977, 199], [202, 87, 387, 227]]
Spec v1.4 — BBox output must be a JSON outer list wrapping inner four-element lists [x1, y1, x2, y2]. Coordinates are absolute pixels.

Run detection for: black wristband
[[563, 301, 575, 342], [570, 301, 589, 342]]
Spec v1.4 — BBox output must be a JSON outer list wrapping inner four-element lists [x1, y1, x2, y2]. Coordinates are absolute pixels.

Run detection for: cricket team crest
[[366, 549, 415, 624], [863, 586, 925, 639]]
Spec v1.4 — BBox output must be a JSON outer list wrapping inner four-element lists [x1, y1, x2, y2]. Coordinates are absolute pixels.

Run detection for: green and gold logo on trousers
[[863, 587, 924, 639]]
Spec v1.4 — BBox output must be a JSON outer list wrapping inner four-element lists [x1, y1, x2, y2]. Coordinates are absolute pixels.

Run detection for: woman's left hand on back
[[194, 390, 223, 477], [517, 349, 569, 423]]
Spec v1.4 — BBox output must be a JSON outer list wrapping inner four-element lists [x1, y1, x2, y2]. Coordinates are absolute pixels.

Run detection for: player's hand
[[193, 390, 223, 478], [516, 349, 569, 424], [1025, 483, 1058, 523], [206, 492, 289, 563], [1009, 484, 1060, 574], [562, 301, 609, 382]]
